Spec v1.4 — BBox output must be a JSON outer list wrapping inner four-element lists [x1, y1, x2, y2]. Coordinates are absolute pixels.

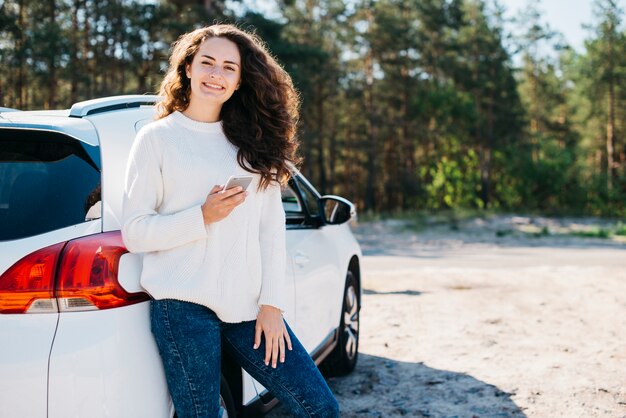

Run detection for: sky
[[498, 0, 596, 52], [237, 0, 622, 54]]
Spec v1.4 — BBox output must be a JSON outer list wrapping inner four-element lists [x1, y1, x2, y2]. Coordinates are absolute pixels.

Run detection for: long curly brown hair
[[157, 24, 301, 189]]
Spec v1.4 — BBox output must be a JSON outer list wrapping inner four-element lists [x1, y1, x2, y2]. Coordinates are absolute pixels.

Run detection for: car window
[[281, 185, 303, 214], [0, 129, 101, 241], [298, 181, 320, 217]]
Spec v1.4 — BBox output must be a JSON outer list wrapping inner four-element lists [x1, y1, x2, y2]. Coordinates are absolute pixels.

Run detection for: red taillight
[[0, 232, 150, 314], [0, 243, 65, 313], [57, 231, 150, 311]]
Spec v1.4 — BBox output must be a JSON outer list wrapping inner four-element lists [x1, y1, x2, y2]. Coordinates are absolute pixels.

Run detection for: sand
[[268, 215, 626, 418]]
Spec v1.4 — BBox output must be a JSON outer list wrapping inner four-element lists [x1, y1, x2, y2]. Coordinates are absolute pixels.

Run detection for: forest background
[[1, 0, 625, 216]]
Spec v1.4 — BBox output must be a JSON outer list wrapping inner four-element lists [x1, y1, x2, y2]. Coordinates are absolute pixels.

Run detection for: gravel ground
[[268, 215, 626, 418]]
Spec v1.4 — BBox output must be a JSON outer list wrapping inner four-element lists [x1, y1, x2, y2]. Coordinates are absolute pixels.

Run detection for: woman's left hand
[[254, 305, 293, 368]]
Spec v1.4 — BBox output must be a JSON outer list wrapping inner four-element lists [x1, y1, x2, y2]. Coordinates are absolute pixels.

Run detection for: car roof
[[0, 95, 161, 147], [0, 109, 100, 146]]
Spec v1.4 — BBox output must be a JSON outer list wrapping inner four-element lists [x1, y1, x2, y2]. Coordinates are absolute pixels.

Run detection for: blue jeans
[[150, 299, 339, 418]]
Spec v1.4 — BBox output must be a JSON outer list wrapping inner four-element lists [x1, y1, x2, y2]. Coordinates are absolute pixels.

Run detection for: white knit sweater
[[121, 111, 286, 323]]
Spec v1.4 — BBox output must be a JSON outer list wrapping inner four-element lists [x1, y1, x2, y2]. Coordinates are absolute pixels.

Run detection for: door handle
[[294, 252, 310, 267]]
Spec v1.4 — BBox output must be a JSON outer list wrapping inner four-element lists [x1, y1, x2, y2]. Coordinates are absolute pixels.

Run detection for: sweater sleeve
[[121, 128, 208, 253], [257, 180, 287, 311]]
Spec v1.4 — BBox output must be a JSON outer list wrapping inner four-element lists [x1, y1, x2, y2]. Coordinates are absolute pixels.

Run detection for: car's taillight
[[0, 231, 150, 314], [56, 231, 150, 311], [0, 243, 65, 314]]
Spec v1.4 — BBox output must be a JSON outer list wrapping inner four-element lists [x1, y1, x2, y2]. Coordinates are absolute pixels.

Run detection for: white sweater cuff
[[174, 204, 208, 241], [258, 286, 285, 313]]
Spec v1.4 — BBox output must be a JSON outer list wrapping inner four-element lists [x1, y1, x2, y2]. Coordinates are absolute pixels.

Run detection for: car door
[[0, 127, 102, 417], [283, 178, 342, 353]]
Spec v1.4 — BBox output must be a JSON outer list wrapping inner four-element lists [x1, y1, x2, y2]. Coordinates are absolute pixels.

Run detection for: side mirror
[[320, 195, 356, 225]]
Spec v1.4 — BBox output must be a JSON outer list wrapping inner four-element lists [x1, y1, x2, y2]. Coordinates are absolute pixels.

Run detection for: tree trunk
[[364, 36, 377, 212], [46, 0, 58, 109], [530, 59, 539, 163], [481, 68, 496, 208], [70, 0, 81, 104], [137, 63, 150, 94], [316, 82, 327, 194], [16, 0, 26, 108], [606, 24, 616, 194], [328, 98, 337, 194], [472, 51, 485, 207], [84, 2, 93, 98], [401, 65, 414, 209]]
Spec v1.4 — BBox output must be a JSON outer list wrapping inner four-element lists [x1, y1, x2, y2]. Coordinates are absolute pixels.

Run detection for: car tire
[[219, 374, 236, 418], [321, 270, 360, 377], [173, 374, 236, 418]]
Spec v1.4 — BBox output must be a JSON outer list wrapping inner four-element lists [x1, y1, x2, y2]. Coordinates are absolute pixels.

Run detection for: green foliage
[[570, 228, 612, 239], [421, 147, 483, 209], [0, 0, 624, 216]]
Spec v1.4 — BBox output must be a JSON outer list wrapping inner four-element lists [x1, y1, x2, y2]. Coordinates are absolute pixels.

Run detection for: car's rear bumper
[[48, 302, 173, 418]]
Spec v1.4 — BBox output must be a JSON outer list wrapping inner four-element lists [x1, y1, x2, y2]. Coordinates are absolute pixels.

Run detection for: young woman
[[121, 24, 339, 418]]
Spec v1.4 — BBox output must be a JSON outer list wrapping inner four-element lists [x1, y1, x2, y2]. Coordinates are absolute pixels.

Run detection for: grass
[[569, 228, 612, 239], [496, 229, 514, 237], [358, 208, 500, 232], [357, 210, 626, 242], [566, 223, 626, 239], [614, 223, 626, 236]]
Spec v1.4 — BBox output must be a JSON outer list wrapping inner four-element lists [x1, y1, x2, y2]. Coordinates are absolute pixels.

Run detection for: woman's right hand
[[201, 185, 248, 224]]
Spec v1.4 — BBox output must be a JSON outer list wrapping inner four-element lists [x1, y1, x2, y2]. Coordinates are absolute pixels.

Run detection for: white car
[[0, 96, 362, 418]]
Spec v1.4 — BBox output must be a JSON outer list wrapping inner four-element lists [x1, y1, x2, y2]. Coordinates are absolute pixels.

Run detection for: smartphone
[[222, 175, 254, 193]]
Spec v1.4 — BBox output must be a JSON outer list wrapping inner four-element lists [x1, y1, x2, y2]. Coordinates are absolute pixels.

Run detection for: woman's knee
[[314, 396, 339, 418]]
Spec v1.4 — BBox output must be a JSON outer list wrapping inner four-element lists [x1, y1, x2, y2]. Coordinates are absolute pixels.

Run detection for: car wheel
[[173, 374, 236, 418], [322, 270, 360, 377], [219, 374, 236, 418]]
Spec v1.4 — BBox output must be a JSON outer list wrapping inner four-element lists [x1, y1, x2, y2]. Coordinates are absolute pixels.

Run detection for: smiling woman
[[183, 37, 242, 120], [157, 25, 300, 191], [121, 24, 339, 418]]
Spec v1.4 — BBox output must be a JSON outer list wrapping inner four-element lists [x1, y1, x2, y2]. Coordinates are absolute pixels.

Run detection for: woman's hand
[[201, 185, 247, 224], [254, 305, 292, 368]]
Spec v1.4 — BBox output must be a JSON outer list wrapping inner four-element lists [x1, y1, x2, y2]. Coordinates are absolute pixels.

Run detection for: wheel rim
[[219, 395, 228, 418], [343, 284, 359, 360]]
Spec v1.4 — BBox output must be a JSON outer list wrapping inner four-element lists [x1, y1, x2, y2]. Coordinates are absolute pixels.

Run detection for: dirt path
[[269, 216, 626, 417]]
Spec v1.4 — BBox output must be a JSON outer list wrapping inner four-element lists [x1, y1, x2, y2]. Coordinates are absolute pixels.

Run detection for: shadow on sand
[[363, 289, 423, 296], [267, 353, 525, 418]]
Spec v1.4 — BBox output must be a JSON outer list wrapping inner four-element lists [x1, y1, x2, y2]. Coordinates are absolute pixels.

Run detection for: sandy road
[[269, 216, 626, 417]]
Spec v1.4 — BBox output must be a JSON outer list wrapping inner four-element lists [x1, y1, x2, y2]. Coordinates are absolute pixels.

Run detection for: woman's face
[[185, 37, 242, 108]]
